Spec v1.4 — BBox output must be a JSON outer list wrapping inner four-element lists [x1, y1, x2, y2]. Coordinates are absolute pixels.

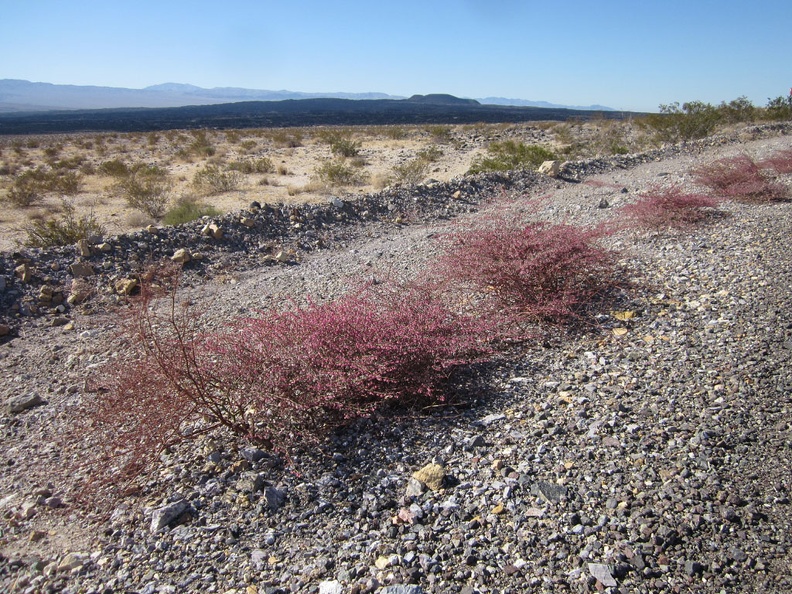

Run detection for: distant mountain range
[[478, 97, 615, 112], [0, 79, 614, 113]]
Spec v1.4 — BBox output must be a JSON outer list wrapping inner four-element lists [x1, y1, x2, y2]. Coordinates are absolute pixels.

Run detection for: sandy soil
[[0, 120, 654, 252]]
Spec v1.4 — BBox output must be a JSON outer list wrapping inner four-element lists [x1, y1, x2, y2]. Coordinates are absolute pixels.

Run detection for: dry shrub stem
[[618, 185, 722, 230], [693, 154, 788, 203], [73, 265, 493, 500], [435, 219, 615, 323]]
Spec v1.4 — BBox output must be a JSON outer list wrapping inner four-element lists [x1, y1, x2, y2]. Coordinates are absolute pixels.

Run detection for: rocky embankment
[[1, 124, 791, 593]]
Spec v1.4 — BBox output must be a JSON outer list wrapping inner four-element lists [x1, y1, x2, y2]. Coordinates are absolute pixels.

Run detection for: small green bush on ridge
[[162, 199, 221, 226], [24, 200, 105, 247], [468, 141, 556, 174]]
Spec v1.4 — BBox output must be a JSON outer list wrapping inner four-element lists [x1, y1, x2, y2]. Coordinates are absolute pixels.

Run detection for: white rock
[[76, 239, 92, 257], [171, 248, 191, 264], [150, 499, 188, 532], [538, 160, 561, 177], [57, 552, 87, 572], [319, 581, 344, 594], [7, 393, 45, 413]]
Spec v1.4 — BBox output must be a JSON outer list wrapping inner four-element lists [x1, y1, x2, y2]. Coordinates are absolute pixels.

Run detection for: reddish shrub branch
[[758, 148, 792, 174], [693, 154, 787, 202], [435, 220, 615, 323], [72, 266, 494, 498], [618, 185, 721, 230]]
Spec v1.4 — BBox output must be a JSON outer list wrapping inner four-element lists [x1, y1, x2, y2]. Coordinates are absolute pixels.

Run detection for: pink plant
[[206, 284, 494, 445], [619, 185, 721, 230], [435, 220, 614, 323], [758, 148, 792, 174], [72, 265, 494, 500], [693, 154, 787, 202]]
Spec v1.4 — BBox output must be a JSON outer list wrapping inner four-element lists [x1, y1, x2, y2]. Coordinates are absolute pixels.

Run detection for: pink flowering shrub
[[435, 220, 614, 323], [693, 154, 787, 202], [73, 265, 493, 497], [204, 283, 493, 445], [619, 185, 721, 230], [758, 148, 792, 174]]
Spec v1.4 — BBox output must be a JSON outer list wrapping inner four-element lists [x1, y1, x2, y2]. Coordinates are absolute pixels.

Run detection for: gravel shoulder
[[1, 127, 791, 593]]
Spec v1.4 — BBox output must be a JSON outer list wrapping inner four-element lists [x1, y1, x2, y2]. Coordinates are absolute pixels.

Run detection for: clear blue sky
[[1, 0, 790, 112]]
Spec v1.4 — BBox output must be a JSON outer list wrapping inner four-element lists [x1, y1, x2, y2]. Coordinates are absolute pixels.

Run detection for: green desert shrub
[[99, 159, 130, 177], [227, 157, 274, 174], [162, 197, 221, 226], [315, 160, 366, 186], [391, 158, 430, 185], [468, 141, 556, 174], [6, 170, 45, 206], [192, 165, 242, 195], [416, 145, 443, 162], [6, 167, 82, 207], [330, 137, 361, 158], [316, 130, 362, 158], [717, 96, 756, 124], [186, 129, 216, 157], [764, 95, 792, 121], [266, 129, 304, 147], [426, 125, 452, 143], [639, 101, 721, 143], [114, 164, 173, 219], [24, 200, 105, 247]]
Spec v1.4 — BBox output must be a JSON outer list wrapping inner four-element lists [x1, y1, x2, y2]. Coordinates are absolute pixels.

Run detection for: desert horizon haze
[[0, 79, 617, 114], [2, 0, 790, 112]]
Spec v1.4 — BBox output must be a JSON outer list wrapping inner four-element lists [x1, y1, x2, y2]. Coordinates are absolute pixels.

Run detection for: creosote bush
[[391, 158, 430, 185], [436, 220, 614, 322], [114, 163, 173, 219], [192, 165, 242, 195], [765, 95, 792, 121], [693, 154, 788, 203], [99, 158, 131, 177], [618, 186, 721, 230], [467, 141, 556, 174], [162, 196, 221, 226], [6, 166, 82, 207], [314, 160, 366, 187], [227, 157, 274, 174], [639, 101, 722, 143], [23, 200, 105, 247], [636, 95, 791, 145], [185, 129, 216, 157], [317, 132, 362, 158]]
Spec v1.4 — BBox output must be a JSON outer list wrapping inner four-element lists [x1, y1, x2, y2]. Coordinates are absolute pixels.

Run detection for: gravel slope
[[1, 127, 791, 593]]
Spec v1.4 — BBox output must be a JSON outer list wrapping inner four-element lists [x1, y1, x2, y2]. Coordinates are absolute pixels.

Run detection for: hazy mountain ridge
[[478, 96, 615, 111], [0, 79, 613, 113]]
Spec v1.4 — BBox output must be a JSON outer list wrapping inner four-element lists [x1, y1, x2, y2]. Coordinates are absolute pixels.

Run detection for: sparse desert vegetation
[[0, 94, 789, 248]]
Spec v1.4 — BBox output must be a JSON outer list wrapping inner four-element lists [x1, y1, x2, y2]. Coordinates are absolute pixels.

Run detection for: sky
[[1, 0, 790, 113]]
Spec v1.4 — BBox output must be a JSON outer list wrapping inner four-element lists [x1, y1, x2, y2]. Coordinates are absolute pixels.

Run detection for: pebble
[[150, 499, 188, 533], [6, 392, 45, 413]]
